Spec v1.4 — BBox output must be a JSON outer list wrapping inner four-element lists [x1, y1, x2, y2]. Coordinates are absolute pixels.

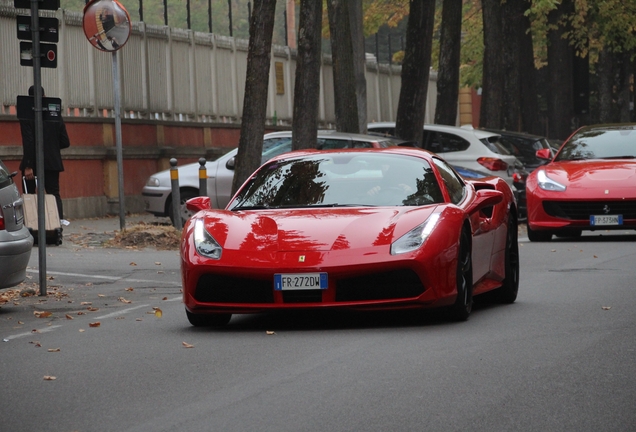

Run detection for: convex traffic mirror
[[82, 0, 131, 52]]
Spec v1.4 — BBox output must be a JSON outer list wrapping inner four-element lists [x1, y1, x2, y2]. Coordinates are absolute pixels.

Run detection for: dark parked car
[[483, 129, 554, 172], [0, 159, 33, 289]]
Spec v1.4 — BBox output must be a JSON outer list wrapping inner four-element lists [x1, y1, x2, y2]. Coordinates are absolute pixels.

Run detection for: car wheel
[[167, 189, 199, 227], [527, 225, 552, 242], [448, 228, 473, 321], [492, 215, 519, 304], [186, 310, 232, 327]]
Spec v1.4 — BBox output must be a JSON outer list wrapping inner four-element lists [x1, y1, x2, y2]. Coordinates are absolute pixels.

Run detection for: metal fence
[[1, 5, 437, 125]]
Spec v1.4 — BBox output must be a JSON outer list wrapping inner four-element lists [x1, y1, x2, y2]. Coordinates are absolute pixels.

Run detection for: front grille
[[336, 269, 424, 302], [194, 274, 274, 303], [282, 290, 322, 303], [543, 200, 636, 220]]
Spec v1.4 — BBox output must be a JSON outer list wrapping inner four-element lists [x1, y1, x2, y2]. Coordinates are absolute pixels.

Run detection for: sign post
[[82, 0, 131, 231], [15, 0, 61, 296]]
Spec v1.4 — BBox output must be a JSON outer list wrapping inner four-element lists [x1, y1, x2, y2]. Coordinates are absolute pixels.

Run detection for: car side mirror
[[226, 157, 236, 170], [186, 196, 211, 212], [536, 148, 552, 161], [466, 189, 504, 214]]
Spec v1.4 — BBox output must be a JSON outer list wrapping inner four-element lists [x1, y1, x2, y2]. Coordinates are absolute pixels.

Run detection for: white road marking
[[26, 269, 181, 285], [3, 325, 63, 341]]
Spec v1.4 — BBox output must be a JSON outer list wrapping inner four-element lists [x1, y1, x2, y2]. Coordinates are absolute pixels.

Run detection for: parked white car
[[367, 122, 522, 186], [142, 130, 401, 225]]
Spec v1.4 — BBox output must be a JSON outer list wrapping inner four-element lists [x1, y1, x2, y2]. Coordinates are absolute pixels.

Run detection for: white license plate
[[274, 273, 328, 290], [590, 214, 622, 226]]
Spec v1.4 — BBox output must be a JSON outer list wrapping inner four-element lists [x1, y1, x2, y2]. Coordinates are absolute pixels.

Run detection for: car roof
[[367, 122, 501, 139], [265, 145, 436, 163], [264, 129, 399, 143]]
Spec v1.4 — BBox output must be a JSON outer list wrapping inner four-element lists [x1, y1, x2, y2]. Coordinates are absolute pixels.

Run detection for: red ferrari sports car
[[180, 147, 519, 326], [526, 123, 636, 241]]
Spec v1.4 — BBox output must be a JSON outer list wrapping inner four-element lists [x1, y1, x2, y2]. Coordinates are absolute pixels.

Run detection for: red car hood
[[200, 206, 439, 252], [544, 160, 636, 194]]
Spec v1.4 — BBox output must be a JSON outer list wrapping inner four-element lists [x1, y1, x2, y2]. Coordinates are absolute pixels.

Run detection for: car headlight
[[537, 169, 566, 191], [391, 213, 441, 255], [193, 219, 222, 259], [145, 177, 160, 187]]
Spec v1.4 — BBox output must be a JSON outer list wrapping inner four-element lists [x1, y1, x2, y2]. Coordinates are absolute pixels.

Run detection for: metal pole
[[187, 0, 191, 29], [198, 157, 207, 197], [208, 0, 212, 33], [163, 0, 168, 26], [228, 0, 233, 37], [112, 51, 126, 231], [170, 158, 181, 228], [31, 0, 47, 296]]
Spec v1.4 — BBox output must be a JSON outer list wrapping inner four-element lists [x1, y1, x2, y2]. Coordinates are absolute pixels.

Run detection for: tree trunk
[[231, 0, 277, 194], [547, 0, 574, 140], [517, 0, 541, 135], [596, 47, 613, 123], [348, 0, 367, 133], [617, 51, 632, 123], [480, 0, 504, 129], [327, 0, 360, 133], [291, 0, 323, 150], [394, 0, 436, 142], [501, 0, 525, 131], [434, 0, 462, 126]]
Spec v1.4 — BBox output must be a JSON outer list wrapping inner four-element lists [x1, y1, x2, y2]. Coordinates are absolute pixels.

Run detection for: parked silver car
[[142, 130, 401, 224], [0, 159, 33, 289]]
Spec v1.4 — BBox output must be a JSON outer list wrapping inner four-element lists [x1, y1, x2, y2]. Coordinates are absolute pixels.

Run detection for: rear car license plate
[[274, 273, 328, 290], [590, 214, 622, 226]]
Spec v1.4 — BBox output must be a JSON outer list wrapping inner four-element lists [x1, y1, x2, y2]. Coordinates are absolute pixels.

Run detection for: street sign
[[14, 0, 60, 10], [17, 16, 59, 43], [19, 41, 57, 68], [16, 95, 63, 122]]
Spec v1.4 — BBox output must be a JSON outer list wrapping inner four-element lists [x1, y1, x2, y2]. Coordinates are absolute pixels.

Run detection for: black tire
[[491, 215, 519, 304], [186, 310, 232, 327], [527, 225, 552, 242], [167, 189, 199, 227], [448, 228, 473, 321]]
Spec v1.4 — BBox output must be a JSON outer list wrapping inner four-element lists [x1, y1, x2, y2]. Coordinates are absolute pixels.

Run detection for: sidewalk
[[63, 213, 172, 237]]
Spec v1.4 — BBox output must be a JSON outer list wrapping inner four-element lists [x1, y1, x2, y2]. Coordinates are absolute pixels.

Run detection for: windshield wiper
[[231, 204, 272, 211], [600, 155, 636, 160]]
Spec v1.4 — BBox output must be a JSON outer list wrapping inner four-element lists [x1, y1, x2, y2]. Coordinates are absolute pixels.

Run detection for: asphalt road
[[1, 224, 635, 432]]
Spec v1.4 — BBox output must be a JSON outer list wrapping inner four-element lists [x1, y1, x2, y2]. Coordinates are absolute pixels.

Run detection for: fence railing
[[1, 5, 437, 126]]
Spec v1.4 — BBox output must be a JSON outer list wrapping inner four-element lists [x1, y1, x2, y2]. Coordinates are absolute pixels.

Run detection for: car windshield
[[555, 127, 636, 161], [498, 136, 551, 165], [229, 153, 445, 209]]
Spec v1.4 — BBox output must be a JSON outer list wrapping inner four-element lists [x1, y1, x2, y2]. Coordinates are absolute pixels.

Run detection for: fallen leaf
[[18, 321, 24, 325], [98, 294, 105, 298], [593, 255, 598, 258], [602, 306, 611, 310], [87, 307, 99, 312], [155, 262, 161, 265], [182, 342, 194, 348], [129, 262, 137, 266], [125, 287, 134, 292], [79, 329, 85, 332], [266, 331, 276, 335], [162, 297, 168, 301], [136, 318, 143, 321], [48, 348, 61, 352], [551, 249, 556, 252], [118, 297, 132, 304], [81, 302, 92, 305], [85, 282, 93, 286], [43, 376, 56, 381], [31, 329, 39, 333], [88, 322, 101, 327], [154, 308, 163, 318], [77, 311, 86, 315], [34, 311, 52, 318], [65, 314, 74, 320]]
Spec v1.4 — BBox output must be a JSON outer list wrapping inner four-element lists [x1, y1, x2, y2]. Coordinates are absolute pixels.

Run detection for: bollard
[[198, 157, 207, 197], [170, 158, 182, 228]]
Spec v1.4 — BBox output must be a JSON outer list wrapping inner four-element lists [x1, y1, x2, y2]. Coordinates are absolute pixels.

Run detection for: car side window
[[433, 158, 466, 204], [351, 140, 373, 148], [318, 139, 351, 150], [422, 131, 443, 153], [437, 132, 470, 153]]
